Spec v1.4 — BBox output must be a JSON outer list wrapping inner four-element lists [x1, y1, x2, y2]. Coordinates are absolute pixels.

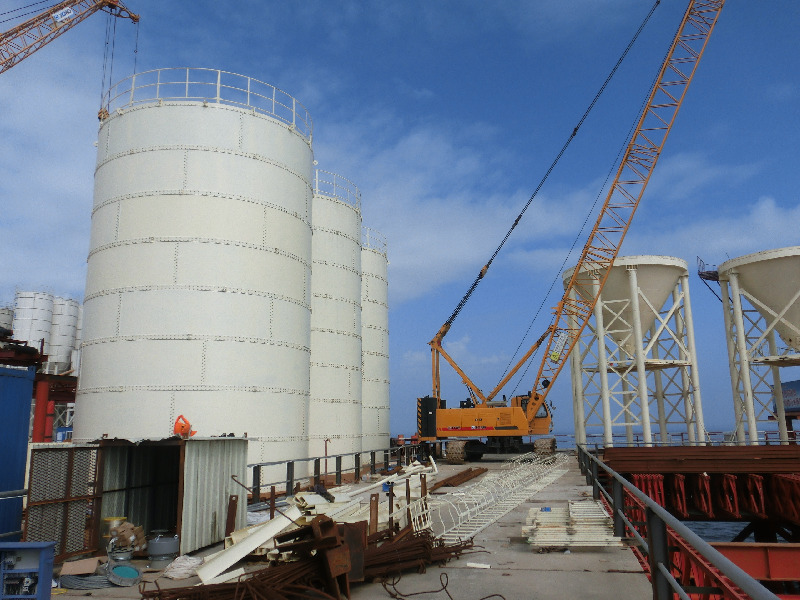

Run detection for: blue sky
[[2, 1, 799, 437]]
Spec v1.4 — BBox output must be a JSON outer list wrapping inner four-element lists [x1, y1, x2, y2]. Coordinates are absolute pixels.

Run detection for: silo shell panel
[[308, 183, 363, 458], [361, 242, 390, 450], [563, 256, 686, 357], [12, 292, 54, 353], [75, 75, 314, 471], [719, 247, 800, 351]]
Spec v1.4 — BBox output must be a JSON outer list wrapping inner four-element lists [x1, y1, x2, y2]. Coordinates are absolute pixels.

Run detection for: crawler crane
[[417, 0, 726, 463]]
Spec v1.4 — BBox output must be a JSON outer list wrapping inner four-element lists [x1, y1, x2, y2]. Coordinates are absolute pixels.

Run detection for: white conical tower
[[565, 256, 705, 447]]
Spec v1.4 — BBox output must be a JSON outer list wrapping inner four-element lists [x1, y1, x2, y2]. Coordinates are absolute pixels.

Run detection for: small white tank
[[11, 291, 54, 354], [74, 68, 315, 470], [361, 228, 390, 450], [49, 297, 80, 368], [0, 307, 12, 330], [308, 171, 363, 459]]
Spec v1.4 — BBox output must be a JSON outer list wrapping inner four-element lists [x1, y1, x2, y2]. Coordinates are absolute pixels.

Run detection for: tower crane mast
[[0, 0, 138, 75]]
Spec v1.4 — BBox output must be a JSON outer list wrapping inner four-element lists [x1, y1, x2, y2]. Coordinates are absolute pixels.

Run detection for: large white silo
[[308, 170, 363, 461], [717, 246, 800, 445], [565, 256, 705, 447], [12, 291, 54, 354], [47, 297, 80, 372], [361, 228, 390, 451], [74, 68, 315, 472]]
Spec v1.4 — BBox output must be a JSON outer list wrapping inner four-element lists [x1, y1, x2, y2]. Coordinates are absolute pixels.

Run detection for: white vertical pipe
[[680, 274, 704, 443], [627, 266, 652, 445], [728, 271, 760, 445], [568, 286, 587, 446], [767, 329, 789, 444], [592, 276, 613, 447], [650, 321, 668, 443], [720, 279, 747, 444]]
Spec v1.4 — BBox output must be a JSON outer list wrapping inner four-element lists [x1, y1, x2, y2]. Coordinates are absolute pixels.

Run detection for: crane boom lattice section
[[532, 0, 725, 414], [0, 0, 138, 75]]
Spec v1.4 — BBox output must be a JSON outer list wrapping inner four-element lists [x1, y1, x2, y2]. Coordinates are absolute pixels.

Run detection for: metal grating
[[24, 444, 100, 561]]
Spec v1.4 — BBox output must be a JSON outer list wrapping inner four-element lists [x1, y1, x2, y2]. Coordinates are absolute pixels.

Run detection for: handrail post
[[251, 465, 261, 505], [335, 456, 342, 486], [646, 507, 671, 600], [354, 453, 361, 482], [286, 461, 295, 497], [384, 450, 390, 471], [612, 478, 625, 538], [591, 460, 599, 500], [370, 451, 376, 474], [314, 458, 321, 487]]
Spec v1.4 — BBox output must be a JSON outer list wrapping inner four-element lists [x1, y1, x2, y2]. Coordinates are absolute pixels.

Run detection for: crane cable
[[440, 0, 661, 333], [0, 1, 54, 24]]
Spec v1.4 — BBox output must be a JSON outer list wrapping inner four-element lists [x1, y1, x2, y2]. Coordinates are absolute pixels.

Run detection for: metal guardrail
[[576, 445, 779, 600], [0, 488, 26, 539], [247, 443, 434, 502], [100, 67, 313, 142]]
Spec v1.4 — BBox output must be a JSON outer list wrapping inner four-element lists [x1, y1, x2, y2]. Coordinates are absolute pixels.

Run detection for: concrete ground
[[350, 453, 651, 600], [55, 452, 652, 600]]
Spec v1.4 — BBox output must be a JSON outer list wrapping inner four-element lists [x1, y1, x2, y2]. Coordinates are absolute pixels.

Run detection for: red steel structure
[[603, 446, 800, 598]]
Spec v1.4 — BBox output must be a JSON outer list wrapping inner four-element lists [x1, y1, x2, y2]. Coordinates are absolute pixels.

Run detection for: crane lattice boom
[[0, 0, 138, 75], [529, 0, 725, 424]]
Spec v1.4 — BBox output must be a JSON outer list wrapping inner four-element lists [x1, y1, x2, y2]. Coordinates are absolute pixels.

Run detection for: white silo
[[717, 246, 800, 445], [308, 170, 363, 461], [564, 256, 705, 447], [0, 307, 12, 330], [47, 297, 80, 372], [74, 68, 315, 472], [361, 228, 390, 451], [12, 291, 54, 354]]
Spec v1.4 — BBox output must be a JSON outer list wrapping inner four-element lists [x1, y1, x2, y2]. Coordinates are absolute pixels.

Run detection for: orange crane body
[[0, 0, 138, 75], [418, 0, 726, 460]]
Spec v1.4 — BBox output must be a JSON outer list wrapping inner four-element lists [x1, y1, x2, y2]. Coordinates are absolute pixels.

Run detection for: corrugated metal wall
[[180, 439, 248, 553]]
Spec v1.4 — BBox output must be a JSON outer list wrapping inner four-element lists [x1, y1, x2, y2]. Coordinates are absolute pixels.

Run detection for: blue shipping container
[[0, 366, 35, 541]]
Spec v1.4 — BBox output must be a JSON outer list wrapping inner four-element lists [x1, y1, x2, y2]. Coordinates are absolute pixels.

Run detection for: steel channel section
[[579, 446, 780, 600], [361, 231, 390, 452], [75, 69, 314, 479], [308, 173, 363, 460]]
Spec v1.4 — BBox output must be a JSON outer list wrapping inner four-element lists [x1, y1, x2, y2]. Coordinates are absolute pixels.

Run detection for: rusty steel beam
[[602, 446, 800, 474], [711, 543, 800, 582]]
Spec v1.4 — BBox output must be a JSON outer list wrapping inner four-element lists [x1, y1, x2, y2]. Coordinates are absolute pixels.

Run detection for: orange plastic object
[[173, 415, 197, 438]]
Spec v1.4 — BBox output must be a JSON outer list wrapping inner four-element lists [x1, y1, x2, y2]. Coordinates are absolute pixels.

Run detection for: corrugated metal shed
[[99, 438, 247, 554]]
